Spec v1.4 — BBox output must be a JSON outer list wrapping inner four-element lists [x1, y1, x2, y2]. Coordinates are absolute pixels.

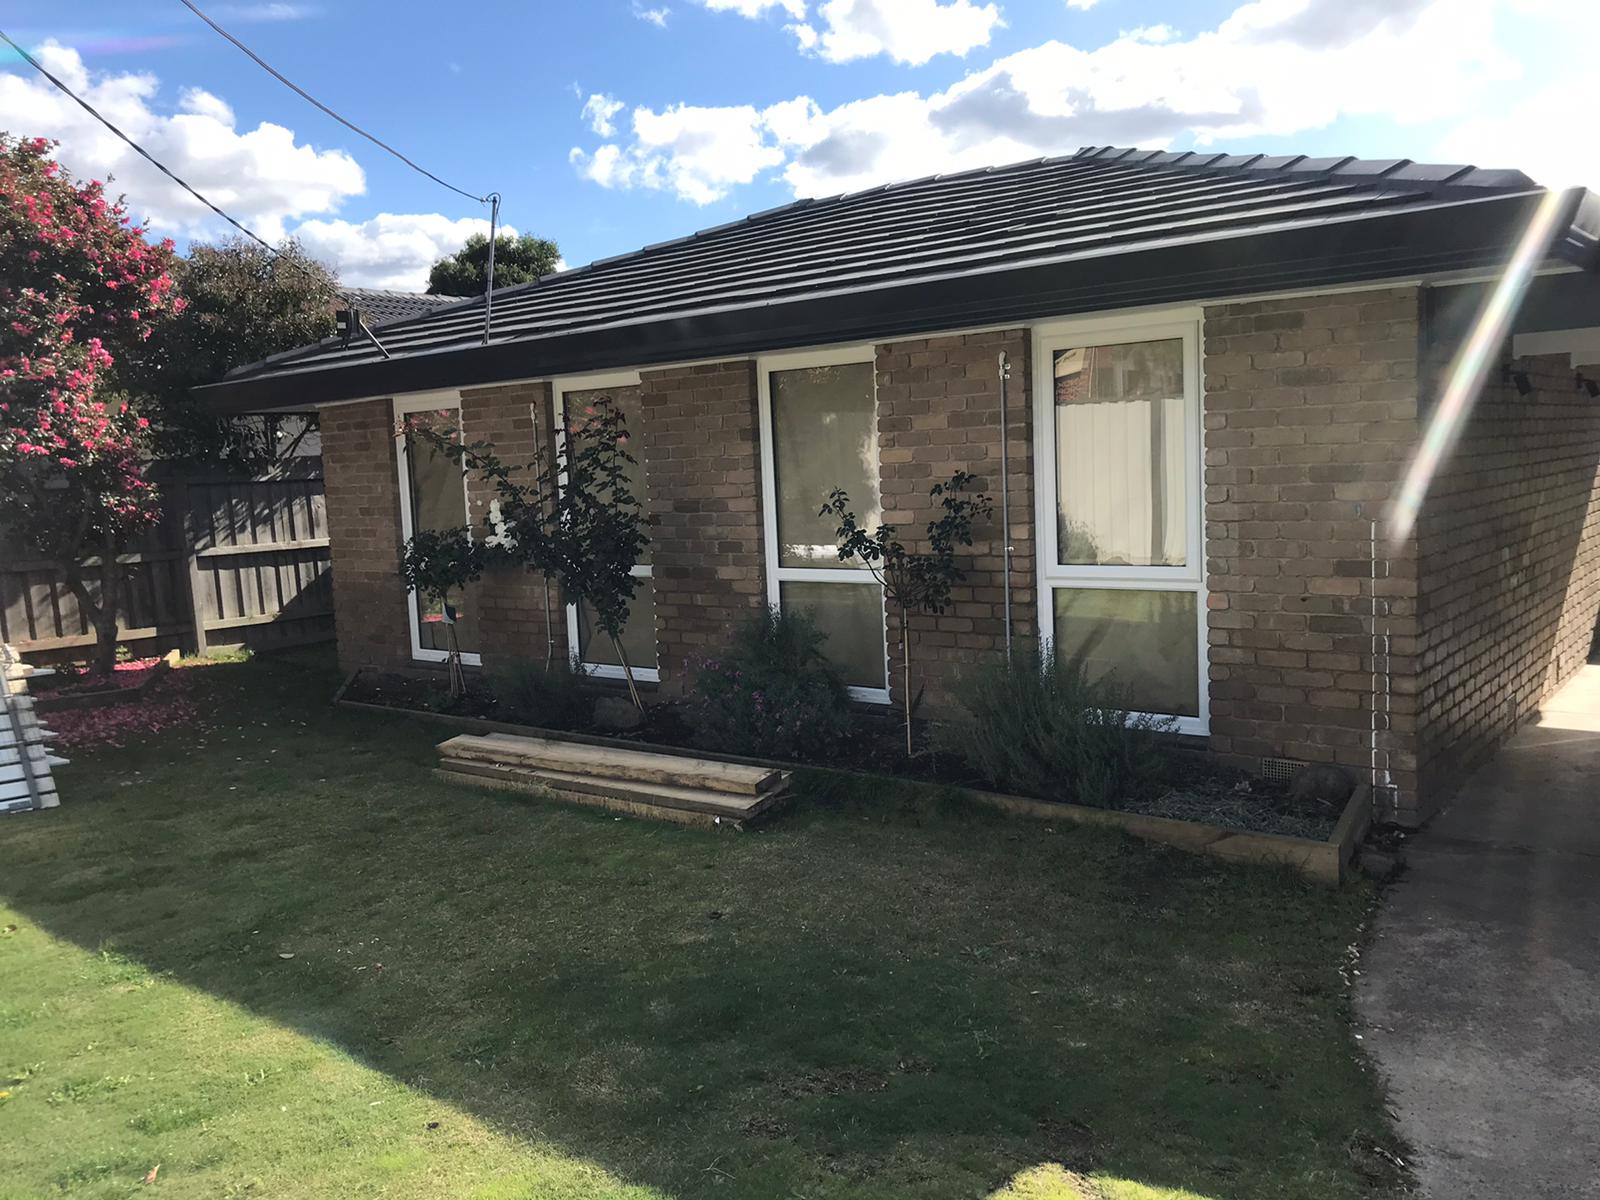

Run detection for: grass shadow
[[0, 654, 1407, 1199]]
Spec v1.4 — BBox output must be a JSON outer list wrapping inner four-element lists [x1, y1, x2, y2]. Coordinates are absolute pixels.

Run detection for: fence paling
[[0, 466, 335, 656]]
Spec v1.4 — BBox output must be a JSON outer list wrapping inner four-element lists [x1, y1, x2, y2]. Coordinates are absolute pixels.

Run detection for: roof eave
[[198, 190, 1583, 414]]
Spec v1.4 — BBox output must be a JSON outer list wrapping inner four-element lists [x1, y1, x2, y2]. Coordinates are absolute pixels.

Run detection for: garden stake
[[610, 633, 644, 710]]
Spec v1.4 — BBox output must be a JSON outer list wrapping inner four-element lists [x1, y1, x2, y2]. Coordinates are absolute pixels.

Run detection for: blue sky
[[2, 0, 1591, 289]]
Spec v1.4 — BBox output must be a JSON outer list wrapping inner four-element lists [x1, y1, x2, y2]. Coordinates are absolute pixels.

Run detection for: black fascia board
[[199, 190, 1570, 414]]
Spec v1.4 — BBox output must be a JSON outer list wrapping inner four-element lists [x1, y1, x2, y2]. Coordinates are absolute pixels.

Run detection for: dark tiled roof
[[345, 288, 459, 325], [205, 146, 1597, 410]]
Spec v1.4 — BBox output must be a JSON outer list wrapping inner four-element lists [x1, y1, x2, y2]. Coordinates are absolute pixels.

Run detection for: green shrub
[[685, 607, 853, 761], [491, 657, 592, 729], [935, 643, 1173, 808]]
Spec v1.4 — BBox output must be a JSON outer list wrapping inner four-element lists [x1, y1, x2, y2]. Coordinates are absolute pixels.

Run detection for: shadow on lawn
[[0, 654, 1407, 1200]]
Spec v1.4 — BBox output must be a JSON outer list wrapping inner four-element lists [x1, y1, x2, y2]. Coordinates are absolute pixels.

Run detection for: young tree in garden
[[822, 471, 993, 758], [404, 397, 649, 706], [399, 527, 492, 700], [0, 134, 181, 676], [130, 238, 339, 472], [426, 232, 562, 297]]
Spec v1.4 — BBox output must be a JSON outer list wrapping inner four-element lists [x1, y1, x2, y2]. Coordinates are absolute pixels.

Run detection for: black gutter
[[200, 189, 1588, 414]]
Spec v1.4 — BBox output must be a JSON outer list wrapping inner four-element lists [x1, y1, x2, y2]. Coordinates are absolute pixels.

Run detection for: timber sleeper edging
[[340, 676, 1371, 884]]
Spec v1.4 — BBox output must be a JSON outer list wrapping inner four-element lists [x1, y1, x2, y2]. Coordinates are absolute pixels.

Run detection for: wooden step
[[436, 757, 788, 828], [437, 733, 784, 796]]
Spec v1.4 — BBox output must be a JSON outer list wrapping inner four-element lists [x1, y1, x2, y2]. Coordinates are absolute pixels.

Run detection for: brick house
[[203, 147, 1600, 825]]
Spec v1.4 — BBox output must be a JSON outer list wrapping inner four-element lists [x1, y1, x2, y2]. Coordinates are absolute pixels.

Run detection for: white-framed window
[[553, 372, 660, 683], [1032, 311, 1208, 735], [756, 346, 890, 702], [393, 391, 481, 667]]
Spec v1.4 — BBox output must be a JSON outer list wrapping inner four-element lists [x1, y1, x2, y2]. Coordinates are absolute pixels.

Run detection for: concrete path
[[1357, 666, 1600, 1199]]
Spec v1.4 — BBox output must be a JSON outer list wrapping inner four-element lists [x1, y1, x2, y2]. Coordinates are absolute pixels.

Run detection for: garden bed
[[30, 650, 178, 712], [337, 667, 1368, 885]]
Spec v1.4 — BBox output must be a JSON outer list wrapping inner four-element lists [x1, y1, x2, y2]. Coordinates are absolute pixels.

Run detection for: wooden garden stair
[[435, 732, 790, 827]]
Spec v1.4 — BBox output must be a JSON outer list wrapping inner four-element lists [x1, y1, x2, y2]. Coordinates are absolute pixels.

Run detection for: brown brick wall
[[1415, 353, 1600, 808], [638, 360, 765, 689], [1202, 287, 1425, 813], [320, 398, 411, 676], [875, 329, 1035, 711], [459, 380, 568, 669]]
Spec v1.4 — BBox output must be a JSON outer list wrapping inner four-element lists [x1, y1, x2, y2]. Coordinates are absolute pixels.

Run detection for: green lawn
[[0, 653, 1405, 1199]]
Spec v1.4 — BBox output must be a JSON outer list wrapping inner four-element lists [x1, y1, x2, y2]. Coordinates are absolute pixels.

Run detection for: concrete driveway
[[1356, 666, 1600, 1198]]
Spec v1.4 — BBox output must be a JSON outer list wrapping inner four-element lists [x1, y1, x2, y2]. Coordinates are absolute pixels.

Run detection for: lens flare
[[1389, 187, 1573, 545]]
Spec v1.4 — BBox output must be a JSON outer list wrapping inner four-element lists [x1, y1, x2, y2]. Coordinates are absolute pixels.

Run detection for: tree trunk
[[60, 536, 124, 678]]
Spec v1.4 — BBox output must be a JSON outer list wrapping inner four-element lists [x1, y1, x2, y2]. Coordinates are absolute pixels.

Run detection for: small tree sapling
[[407, 398, 650, 707], [821, 470, 993, 758], [398, 526, 492, 699]]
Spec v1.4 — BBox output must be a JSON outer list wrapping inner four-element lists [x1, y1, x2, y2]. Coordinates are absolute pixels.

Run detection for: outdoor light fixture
[[1503, 362, 1534, 396]]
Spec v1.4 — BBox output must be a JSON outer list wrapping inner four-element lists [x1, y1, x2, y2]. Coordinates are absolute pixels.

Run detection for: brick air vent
[[1260, 756, 1308, 785]]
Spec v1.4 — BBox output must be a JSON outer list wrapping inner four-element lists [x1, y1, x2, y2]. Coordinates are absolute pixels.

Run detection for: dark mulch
[[341, 669, 1338, 840]]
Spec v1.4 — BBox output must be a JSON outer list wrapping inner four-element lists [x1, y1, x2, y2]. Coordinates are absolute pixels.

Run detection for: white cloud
[[292, 213, 515, 290], [702, 0, 1001, 63], [633, 2, 671, 25], [1066, 0, 1099, 9], [1438, 83, 1600, 191], [701, 0, 806, 16], [582, 93, 625, 138], [0, 42, 364, 241], [799, 0, 1003, 64], [577, 0, 1532, 202], [571, 102, 785, 205]]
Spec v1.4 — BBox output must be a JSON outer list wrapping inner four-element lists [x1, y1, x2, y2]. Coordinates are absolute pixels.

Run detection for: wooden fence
[[0, 463, 335, 661]]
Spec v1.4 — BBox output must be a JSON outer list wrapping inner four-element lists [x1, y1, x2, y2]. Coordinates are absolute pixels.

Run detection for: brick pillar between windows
[[874, 328, 1036, 713], [637, 360, 766, 692]]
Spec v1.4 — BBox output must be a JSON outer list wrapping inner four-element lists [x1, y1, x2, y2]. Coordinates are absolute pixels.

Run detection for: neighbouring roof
[[204, 146, 1600, 412], [344, 288, 459, 325]]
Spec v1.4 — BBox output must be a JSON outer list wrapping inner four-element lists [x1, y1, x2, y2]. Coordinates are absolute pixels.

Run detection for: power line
[[1, 27, 291, 261], [0, 26, 394, 358], [176, 0, 490, 206]]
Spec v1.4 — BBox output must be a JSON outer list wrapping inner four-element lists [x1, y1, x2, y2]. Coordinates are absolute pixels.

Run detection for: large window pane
[[577, 585, 657, 670], [1055, 339, 1187, 567], [1052, 588, 1198, 717], [780, 581, 886, 690], [566, 384, 649, 565], [772, 363, 878, 568], [405, 420, 479, 655]]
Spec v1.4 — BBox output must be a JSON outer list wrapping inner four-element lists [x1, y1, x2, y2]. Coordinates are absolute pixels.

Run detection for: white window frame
[[393, 391, 481, 667], [756, 345, 891, 704], [553, 370, 660, 684], [1032, 309, 1209, 735]]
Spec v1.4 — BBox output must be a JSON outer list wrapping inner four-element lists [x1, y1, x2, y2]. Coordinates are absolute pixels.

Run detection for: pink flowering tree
[[0, 135, 180, 676]]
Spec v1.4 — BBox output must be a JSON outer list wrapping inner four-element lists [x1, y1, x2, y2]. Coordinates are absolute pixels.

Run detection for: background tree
[[822, 471, 993, 758], [129, 237, 339, 472], [426, 232, 561, 297], [0, 134, 180, 675]]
